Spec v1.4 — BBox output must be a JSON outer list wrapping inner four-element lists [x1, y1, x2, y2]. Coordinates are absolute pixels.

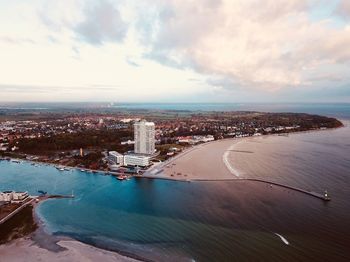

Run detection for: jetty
[[192, 177, 331, 201]]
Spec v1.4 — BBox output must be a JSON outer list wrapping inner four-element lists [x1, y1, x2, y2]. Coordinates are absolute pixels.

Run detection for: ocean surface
[[1, 104, 350, 261]]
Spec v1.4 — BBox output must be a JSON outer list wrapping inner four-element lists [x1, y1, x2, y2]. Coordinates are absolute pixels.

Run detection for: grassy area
[[0, 203, 22, 220], [0, 205, 37, 244]]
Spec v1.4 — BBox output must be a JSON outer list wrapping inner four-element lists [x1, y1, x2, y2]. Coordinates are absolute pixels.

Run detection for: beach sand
[[145, 138, 242, 181], [0, 238, 140, 262]]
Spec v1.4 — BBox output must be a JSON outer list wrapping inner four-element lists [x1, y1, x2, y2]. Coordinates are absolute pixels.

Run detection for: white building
[[120, 140, 135, 145], [108, 151, 124, 165], [12, 192, 29, 202], [134, 120, 155, 155], [0, 191, 13, 202], [177, 135, 215, 144], [124, 154, 150, 167], [0, 191, 29, 203]]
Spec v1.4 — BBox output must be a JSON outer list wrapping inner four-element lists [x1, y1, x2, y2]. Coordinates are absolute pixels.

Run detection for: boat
[[38, 190, 47, 195], [80, 169, 85, 172], [117, 175, 127, 181]]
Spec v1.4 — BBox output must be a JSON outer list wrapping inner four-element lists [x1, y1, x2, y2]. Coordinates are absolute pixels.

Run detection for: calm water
[[1, 106, 350, 261]]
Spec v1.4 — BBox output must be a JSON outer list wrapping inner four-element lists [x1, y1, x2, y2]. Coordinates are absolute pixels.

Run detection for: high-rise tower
[[134, 120, 155, 155]]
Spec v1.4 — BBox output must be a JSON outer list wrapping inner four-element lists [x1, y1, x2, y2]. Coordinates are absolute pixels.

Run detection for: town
[[0, 109, 342, 176]]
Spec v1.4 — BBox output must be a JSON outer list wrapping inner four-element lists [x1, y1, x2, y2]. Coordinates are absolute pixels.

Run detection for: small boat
[[38, 190, 47, 195], [80, 169, 85, 172], [117, 175, 127, 181]]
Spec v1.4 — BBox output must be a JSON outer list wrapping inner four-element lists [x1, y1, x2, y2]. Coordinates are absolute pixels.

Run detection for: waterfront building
[[0, 191, 29, 203], [108, 151, 124, 165], [124, 154, 150, 167], [108, 151, 151, 168], [11, 192, 29, 202], [0, 191, 13, 202], [134, 120, 155, 155], [177, 135, 215, 144]]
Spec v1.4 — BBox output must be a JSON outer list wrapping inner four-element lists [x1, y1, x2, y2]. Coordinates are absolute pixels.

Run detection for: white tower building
[[134, 120, 155, 155]]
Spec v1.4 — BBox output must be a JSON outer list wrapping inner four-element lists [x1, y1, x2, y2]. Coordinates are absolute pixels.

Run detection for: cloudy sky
[[0, 0, 350, 102]]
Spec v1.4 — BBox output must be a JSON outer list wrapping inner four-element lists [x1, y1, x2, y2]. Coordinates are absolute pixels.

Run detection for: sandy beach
[[0, 238, 140, 262], [143, 125, 344, 182], [144, 138, 243, 181]]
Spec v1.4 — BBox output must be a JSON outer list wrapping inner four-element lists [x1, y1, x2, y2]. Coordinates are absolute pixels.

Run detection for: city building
[[177, 135, 215, 145], [134, 120, 155, 155], [0, 191, 29, 203], [108, 151, 124, 165], [108, 151, 151, 168], [120, 140, 135, 145], [124, 154, 150, 167]]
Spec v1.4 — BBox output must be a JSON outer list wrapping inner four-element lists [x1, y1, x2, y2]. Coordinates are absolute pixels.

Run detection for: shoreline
[[143, 122, 345, 182], [1, 121, 345, 181], [0, 196, 143, 262], [0, 122, 346, 261]]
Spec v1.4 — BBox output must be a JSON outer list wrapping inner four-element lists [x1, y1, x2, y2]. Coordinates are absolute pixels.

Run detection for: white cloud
[[0, 0, 349, 102], [138, 0, 350, 91], [74, 0, 128, 45], [337, 0, 350, 19]]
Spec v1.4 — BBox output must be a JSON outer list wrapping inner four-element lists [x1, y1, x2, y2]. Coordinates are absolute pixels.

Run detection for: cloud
[[126, 57, 140, 67], [0, 36, 35, 45], [0, 84, 121, 94], [206, 77, 239, 91], [337, 0, 350, 19], [38, 0, 128, 45], [137, 0, 350, 91], [74, 0, 127, 45]]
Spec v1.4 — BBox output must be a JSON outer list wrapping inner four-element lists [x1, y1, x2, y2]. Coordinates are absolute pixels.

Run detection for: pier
[[191, 178, 331, 201]]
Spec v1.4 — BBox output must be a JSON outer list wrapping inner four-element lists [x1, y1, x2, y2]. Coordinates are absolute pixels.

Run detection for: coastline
[[0, 197, 143, 262], [143, 122, 345, 182], [1, 118, 344, 181], [0, 122, 346, 261], [1, 123, 345, 182]]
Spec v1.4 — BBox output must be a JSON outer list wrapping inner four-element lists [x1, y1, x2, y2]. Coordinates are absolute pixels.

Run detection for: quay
[[192, 178, 331, 201]]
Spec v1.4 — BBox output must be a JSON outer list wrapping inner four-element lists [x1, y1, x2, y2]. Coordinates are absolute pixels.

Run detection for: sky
[[0, 0, 350, 103]]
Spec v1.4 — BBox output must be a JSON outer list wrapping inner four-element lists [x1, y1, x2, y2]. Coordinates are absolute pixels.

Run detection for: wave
[[222, 142, 241, 177]]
